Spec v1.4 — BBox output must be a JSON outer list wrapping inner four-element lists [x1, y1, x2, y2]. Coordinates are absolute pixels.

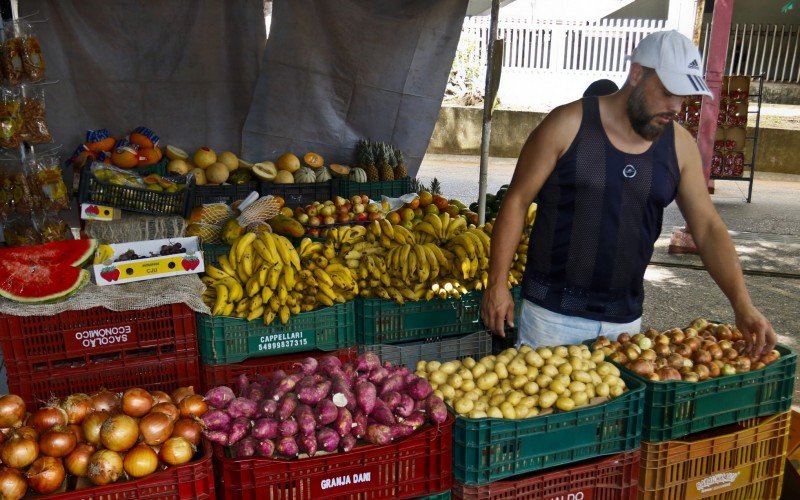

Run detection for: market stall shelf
[[359, 331, 492, 369]]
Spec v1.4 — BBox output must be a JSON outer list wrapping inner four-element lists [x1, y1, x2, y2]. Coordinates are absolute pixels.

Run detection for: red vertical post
[[697, 0, 735, 190]]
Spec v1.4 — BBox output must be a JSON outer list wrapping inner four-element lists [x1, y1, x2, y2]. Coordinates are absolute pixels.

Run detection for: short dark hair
[[583, 79, 619, 97]]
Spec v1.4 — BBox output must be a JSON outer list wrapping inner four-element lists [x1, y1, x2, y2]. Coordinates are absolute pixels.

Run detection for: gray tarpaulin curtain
[[20, 0, 265, 156], [241, 0, 468, 176]]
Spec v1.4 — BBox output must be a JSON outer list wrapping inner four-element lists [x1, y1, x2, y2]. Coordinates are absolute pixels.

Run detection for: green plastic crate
[[202, 244, 230, 267], [452, 372, 645, 486], [196, 302, 356, 365], [333, 177, 412, 200], [617, 343, 796, 442], [359, 331, 492, 369], [413, 491, 450, 500], [356, 293, 482, 345]]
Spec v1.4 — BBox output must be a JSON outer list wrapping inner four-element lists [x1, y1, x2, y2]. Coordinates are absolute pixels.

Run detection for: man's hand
[[734, 304, 777, 360], [481, 286, 515, 337]]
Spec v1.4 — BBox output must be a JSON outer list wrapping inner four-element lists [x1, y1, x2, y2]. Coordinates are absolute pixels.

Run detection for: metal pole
[[477, 0, 499, 226]]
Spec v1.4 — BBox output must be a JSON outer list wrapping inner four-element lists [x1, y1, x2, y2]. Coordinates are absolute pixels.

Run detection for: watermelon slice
[[0, 239, 97, 267], [0, 258, 90, 303]]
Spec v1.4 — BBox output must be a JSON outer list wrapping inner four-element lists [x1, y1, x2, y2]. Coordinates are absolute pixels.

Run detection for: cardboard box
[[93, 236, 204, 286]]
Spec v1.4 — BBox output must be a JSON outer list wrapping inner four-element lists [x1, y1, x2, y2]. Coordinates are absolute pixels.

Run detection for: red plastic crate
[[50, 441, 214, 499], [0, 303, 197, 374], [452, 449, 639, 500], [214, 414, 454, 500], [8, 347, 200, 411], [200, 347, 358, 392]]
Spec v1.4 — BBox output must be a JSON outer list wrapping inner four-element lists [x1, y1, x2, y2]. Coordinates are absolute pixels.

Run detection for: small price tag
[[81, 203, 120, 221]]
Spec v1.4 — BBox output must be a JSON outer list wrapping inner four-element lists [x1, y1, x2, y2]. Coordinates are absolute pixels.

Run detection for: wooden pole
[[477, 0, 500, 226]]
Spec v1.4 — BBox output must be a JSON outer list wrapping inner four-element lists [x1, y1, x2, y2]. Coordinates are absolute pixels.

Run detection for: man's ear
[[629, 63, 646, 87]]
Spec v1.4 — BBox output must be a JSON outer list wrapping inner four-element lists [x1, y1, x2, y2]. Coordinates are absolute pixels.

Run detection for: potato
[[458, 368, 474, 381], [433, 389, 444, 399], [500, 379, 513, 392], [496, 355, 512, 366], [515, 405, 529, 419], [447, 373, 463, 389], [555, 374, 571, 387], [541, 365, 559, 378], [466, 389, 483, 401], [460, 379, 476, 392], [525, 350, 545, 368], [454, 389, 464, 399], [519, 345, 533, 354], [569, 356, 583, 370], [426, 361, 441, 373], [489, 393, 506, 406], [535, 374, 553, 388], [590, 371, 603, 386], [487, 406, 503, 418], [596, 362, 613, 376], [538, 390, 558, 409], [562, 389, 571, 398], [501, 348, 518, 358], [549, 356, 566, 367], [591, 350, 605, 363], [440, 384, 456, 400], [416, 360, 427, 372], [469, 409, 488, 419], [430, 370, 448, 385], [602, 375, 620, 387], [454, 398, 474, 414], [462, 357, 477, 369], [568, 381, 586, 393], [471, 363, 487, 378], [572, 391, 589, 407], [505, 390, 524, 406], [559, 362, 573, 376], [473, 400, 488, 412], [586, 360, 597, 370], [430, 383, 439, 391], [610, 385, 625, 397], [595, 383, 610, 398], [526, 366, 539, 379], [495, 363, 509, 380], [585, 384, 595, 399], [476, 372, 499, 391], [511, 375, 528, 390], [500, 402, 516, 419], [568, 345, 583, 358], [581, 349, 592, 360], [508, 360, 527, 376], [554, 346, 569, 358], [556, 396, 575, 412], [523, 381, 540, 396], [440, 361, 459, 375], [537, 347, 553, 359], [480, 358, 495, 370], [572, 370, 592, 384], [549, 379, 567, 394], [527, 407, 540, 418]]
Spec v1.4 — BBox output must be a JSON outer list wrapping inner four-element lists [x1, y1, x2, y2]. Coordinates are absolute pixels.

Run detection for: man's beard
[[626, 85, 672, 141]]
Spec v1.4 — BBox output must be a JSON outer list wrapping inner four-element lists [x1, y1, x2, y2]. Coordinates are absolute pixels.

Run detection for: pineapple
[[393, 147, 408, 179], [378, 143, 394, 181], [429, 177, 442, 195], [363, 143, 379, 182]]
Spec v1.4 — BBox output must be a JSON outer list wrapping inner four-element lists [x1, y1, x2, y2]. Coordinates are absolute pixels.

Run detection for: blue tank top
[[521, 96, 681, 323]]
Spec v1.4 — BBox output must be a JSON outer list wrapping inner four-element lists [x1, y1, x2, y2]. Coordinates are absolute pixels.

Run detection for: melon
[[349, 167, 367, 183], [274, 170, 294, 184], [315, 167, 332, 183], [294, 167, 316, 183], [0, 239, 97, 267], [206, 162, 230, 184], [0, 258, 90, 303], [276, 153, 301, 173]]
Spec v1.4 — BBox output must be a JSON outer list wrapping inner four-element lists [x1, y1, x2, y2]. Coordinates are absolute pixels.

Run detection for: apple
[[400, 207, 415, 222], [413, 207, 423, 219], [294, 207, 306, 217], [307, 206, 318, 217], [368, 212, 382, 221], [323, 215, 336, 225], [400, 220, 413, 230], [366, 203, 380, 213], [312, 201, 322, 207], [336, 204, 350, 215], [360, 195, 369, 205], [308, 228, 320, 236], [320, 205, 335, 217], [323, 200, 334, 206], [351, 195, 361, 205], [337, 213, 351, 223], [355, 213, 368, 222], [353, 203, 365, 214], [308, 216, 321, 227], [297, 213, 309, 224], [334, 196, 347, 207]]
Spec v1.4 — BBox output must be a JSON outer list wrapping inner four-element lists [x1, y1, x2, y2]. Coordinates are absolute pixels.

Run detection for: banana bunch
[[385, 243, 452, 283], [445, 227, 491, 281], [323, 225, 367, 250], [510, 231, 529, 286], [428, 279, 471, 300], [202, 231, 301, 324], [366, 219, 417, 248], [296, 237, 359, 308], [412, 212, 467, 244]]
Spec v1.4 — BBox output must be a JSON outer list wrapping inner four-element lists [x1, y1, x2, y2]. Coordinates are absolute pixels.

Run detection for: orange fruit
[[111, 148, 139, 169], [407, 198, 420, 210], [418, 191, 433, 207], [387, 211, 401, 225], [88, 137, 116, 153], [138, 146, 163, 166], [130, 127, 159, 149]]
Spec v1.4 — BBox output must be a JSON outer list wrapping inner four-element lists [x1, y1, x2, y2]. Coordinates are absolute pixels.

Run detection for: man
[[583, 79, 619, 98], [481, 30, 776, 360]]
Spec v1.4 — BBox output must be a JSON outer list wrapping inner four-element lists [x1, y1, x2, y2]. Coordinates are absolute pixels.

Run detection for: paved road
[[419, 154, 800, 406]]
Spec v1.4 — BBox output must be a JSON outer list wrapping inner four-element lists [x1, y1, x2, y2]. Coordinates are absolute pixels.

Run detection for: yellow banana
[[212, 284, 229, 315], [245, 276, 260, 297], [263, 310, 276, 326], [269, 295, 281, 312], [259, 232, 281, 264], [236, 299, 250, 314], [323, 241, 336, 261], [228, 239, 240, 270], [316, 292, 334, 307], [283, 265, 296, 289], [257, 264, 269, 287], [439, 212, 451, 240], [314, 268, 334, 288], [277, 283, 288, 303], [267, 264, 282, 289], [261, 286, 274, 303], [253, 239, 273, 265], [279, 236, 301, 270], [446, 216, 467, 239], [247, 306, 264, 322], [250, 295, 263, 311], [424, 213, 443, 239], [413, 244, 429, 281], [223, 302, 235, 316], [279, 305, 290, 324], [218, 256, 237, 278], [240, 244, 254, 277], [236, 233, 257, 261], [205, 265, 231, 280]]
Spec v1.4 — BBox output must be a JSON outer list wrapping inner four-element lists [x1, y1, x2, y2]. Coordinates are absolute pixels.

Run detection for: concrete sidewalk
[[419, 154, 800, 405]]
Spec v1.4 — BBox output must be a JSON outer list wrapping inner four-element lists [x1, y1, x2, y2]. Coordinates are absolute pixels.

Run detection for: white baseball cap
[[630, 30, 713, 99]]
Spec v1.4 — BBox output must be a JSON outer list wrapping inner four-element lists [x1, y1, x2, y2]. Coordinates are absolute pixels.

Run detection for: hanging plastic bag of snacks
[[19, 21, 45, 82], [20, 84, 51, 144], [35, 210, 73, 242], [0, 157, 37, 212], [26, 151, 69, 211], [1, 21, 23, 85], [0, 86, 22, 148], [2, 211, 41, 246]]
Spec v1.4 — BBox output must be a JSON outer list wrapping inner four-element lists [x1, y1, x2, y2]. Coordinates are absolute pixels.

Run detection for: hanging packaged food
[[0, 86, 22, 148], [19, 21, 45, 82], [26, 151, 69, 211], [2, 211, 41, 246], [34, 210, 73, 242], [1, 22, 23, 85], [21, 84, 51, 144], [0, 158, 37, 213]]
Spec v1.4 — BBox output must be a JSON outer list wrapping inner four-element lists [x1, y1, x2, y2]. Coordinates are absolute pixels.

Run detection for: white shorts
[[517, 299, 642, 348]]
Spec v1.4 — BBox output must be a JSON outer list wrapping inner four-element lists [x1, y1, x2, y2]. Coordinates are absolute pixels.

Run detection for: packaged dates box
[[93, 236, 204, 286]]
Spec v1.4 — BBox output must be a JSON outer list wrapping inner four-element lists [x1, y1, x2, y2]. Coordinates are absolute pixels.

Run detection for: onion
[[38, 425, 77, 458], [100, 414, 139, 452], [695, 364, 711, 380], [159, 437, 194, 466], [670, 330, 686, 344], [723, 347, 738, 361], [62, 394, 92, 425], [715, 324, 733, 341], [140, 412, 174, 446], [123, 444, 159, 478], [667, 353, 685, 370], [629, 358, 654, 377], [91, 390, 121, 413], [674, 343, 692, 358], [150, 391, 172, 405], [178, 395, 208, 419], [29, 405, 67, 433], [64, 443, 96, 477], [640, 349, 657, 361], [653, 343, 671, 357], [87, 449, 123, 486], [67, 423, 84, 443], [122, 388, 154, 418], [705, 361, 721, 378], [685, 337, 701, 352], [82, 411, 111, 445], [171, 418, 202, 446], [151, 402, 180, 422], [16, 426, 37, 441], [693, 349, 712, 365], [0, 467, 27, 499], [0, 395, 26, 428], [708, 344, 724, 361], [26, 456, 65, 494], [655, 367, 682, 381], [0, 433, 39, 468], [616, 333, 631, 344], [170, 386, 195, 404]]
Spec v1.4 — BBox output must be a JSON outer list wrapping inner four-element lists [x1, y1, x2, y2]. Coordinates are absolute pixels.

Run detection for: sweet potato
[[294, 404, 316, 435], [272, 373, 302, 400], [279, 418, 298, 437], [395, 394, 415, 418], [315, 398, 338, 426], [236, 373, 249, 397], [202, 429, 228, 446], [252, 417, 280, 440], [370, 399, 396, 425], [390, 424, 414, 440], [298, 433, 317, 457], [340, 433, 357, 453], [266, 369, 287, 399], [356, 380, 377, 415], [334, 407, 353, 438], [258, 399, 278, 418], [201, 409, 231, 431], [298, 381, 332, 405], [368, 366, 389, 385], [407, 378, 433, 401], [332, 376, 356, 410], [352, 410, 367, 438], [277, 393, 298, 421], [380, 391, 402, 411], [245, 382, 266, 402], [204, 386, 235, 409], [294, 356, 319, 375], [425, 395, 447, 424], [227, 397, 258, 419], [231, 437, 257, 458], [277, 436, 299, 457], [378, 375, 405, 396], [228, 417, 251, 445], [317, 427, 340, 453], [257, 438, 275, 457], [365, 424, 393, 446], [401, 410, 426, 430], [356, 352, 381, 372]]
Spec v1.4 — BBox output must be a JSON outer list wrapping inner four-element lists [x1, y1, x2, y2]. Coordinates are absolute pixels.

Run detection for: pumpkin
[[349, 167, 367, 183], [329, 164, 351, 177], [315, 167, 332, 183], [303, 152, 324, 169], [294, 167, 317, 183]]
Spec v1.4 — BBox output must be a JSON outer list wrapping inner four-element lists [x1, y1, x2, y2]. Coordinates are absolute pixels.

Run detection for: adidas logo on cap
[[688, 59, 699, 70]]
